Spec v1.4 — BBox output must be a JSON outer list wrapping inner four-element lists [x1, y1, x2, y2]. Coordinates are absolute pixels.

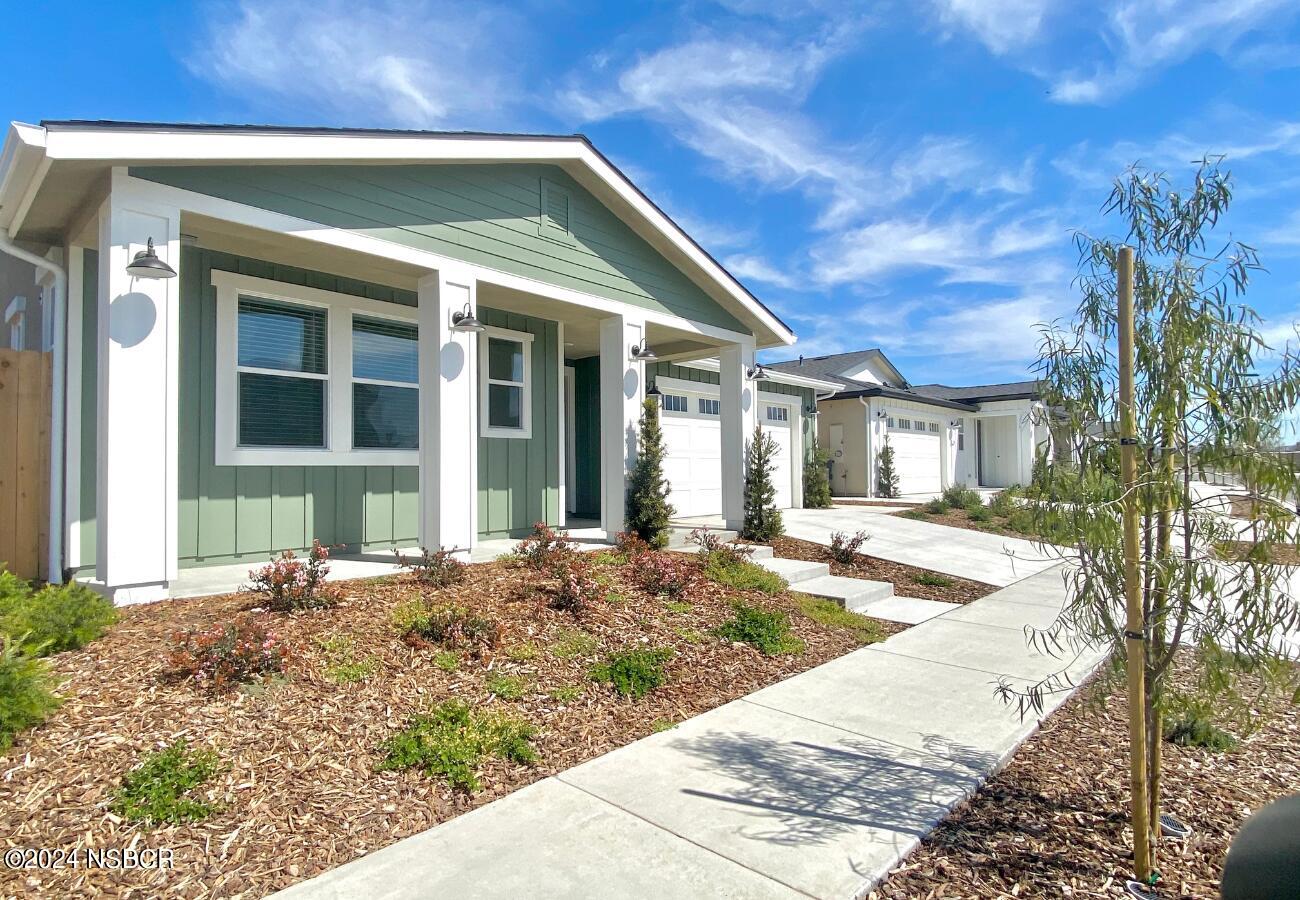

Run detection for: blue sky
[[5, 0, 1300, 389]]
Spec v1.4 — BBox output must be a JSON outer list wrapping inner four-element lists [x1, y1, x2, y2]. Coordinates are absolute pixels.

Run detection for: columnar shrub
[[0, 573, 117, 657], [247, 540, 336, 611], [513, 522, 576, 572], [632, 552, 701, 599], [167, 618, 289, 692], [828, 530, 869, 564], [395, 546, 467, 588], [803, 438, 834, 509], [876, 437, 900, 498], [0, 638, 60, 751], [742, 426, 784, 541], [625, 397, 675, 548]]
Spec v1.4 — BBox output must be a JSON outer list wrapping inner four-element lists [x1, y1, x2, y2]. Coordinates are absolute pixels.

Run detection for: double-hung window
[[236, 297, 328, 448], [698, 398, 720, 416], [480, 327, 533, 438], [352, 316, 419, 449]]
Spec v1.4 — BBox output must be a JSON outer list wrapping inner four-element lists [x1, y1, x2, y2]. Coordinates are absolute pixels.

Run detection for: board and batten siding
[[130, 163, 748, 334]]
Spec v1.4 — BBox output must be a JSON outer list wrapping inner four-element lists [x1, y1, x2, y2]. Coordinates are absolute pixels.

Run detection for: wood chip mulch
[[758, 535, 998, 605], [890, 505, 1039, 541], [872, 660, 1300, 899], [833, 499, 923, 508], [0, 553, 884, 900]]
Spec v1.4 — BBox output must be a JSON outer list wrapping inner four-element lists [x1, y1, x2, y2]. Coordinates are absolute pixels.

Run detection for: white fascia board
[[675, 357, 837, 391], [36, 123, 795, 348], [0, 123, 47, 235]]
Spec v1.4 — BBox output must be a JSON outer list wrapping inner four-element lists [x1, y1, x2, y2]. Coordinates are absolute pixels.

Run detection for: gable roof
[[910, 381, 1040, 403], [0, 120, 794, 347], [767, 348, 908, 388]]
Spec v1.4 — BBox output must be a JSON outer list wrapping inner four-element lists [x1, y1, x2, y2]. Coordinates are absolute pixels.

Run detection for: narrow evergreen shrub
[[0, 638, 61, 751], [742, 426, 784, 541], [625, 397, 674, 548], [803, 438, 833, 509], [876, 437, 900, 498], [0, 575, 117, 657]]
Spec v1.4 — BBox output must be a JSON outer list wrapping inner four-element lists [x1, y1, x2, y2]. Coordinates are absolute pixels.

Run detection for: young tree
[[1013, 158, 1300, 884], [625, 396, 674, 548], [803, 438, 833, 509], [742, 426, 784, 540], [876, 437, 900, 498]]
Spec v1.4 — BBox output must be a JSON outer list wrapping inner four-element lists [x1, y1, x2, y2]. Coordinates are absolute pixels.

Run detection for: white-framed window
[[765, 404, 789, 422], [479, 326, 534, 439], [661, 393, 688, 413], [897, 417, 912, 431], [887, 416, 896, 428], [928, 421, 940, 433], [699, 398, 720, 416], [213, 270, 419, 466]]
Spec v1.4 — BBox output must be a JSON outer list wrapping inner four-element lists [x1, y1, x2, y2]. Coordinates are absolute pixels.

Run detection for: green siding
[[476, 308, 561, 538], [178, 246, 421, 567], [130, 163, 748, 333], [77, 249, 98, 571], [570, 357, 601, 518]]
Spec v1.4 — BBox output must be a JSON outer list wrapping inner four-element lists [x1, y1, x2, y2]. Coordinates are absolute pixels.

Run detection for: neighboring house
[[769, 349, 1051, 497], [0, 120, 821, 602]]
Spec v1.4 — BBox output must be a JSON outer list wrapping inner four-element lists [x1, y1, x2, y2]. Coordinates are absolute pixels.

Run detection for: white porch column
[[719, 339, 757, 531], [417, 266, 478, 556], [598, 314, 644, 541], [95, 180, 181, 602]]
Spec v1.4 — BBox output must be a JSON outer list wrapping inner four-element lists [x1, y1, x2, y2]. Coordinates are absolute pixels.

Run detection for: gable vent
[[539, 178, 573, 241]]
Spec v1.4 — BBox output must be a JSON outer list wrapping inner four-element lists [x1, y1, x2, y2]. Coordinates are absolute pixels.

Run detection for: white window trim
[[478, 324, 534, 439], [213, 270, 419, 466]]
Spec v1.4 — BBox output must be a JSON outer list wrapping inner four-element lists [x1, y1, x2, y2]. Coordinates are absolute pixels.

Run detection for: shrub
[[168, 618, 289, 692], [1164, 710, 1238, 752], [433, 651, 459, 672], [551, 554, 604, 616], [632, 552, 701, 599], [0, 576, 117, 657], [900, 508, 929, 520], [246, 540, 337, 611], [486, 673, 529, 700], [395, 546, 466, 588], [625, 397, 675, 548], [316, 634, 378, 684], [689, 529, 754, 566], [742, 426, 784, 541], [876, 437, 900, 498], [923, 497, 951, 514], [702, 554, 787, 596], [505, 642, 540, 662], [513, 523, 576, 572], [796, 596, 885, 645], [803, 438, 833, 509], [591, 648, 674, 698], [912, 571, 954, 587], [967, 504, 993, 523], [377, 699, 536, 792], [941, 485, 983, 510], [551, 684, 584, 703], [551, 627, 598, 659], [716, 602, 804, 656], [111, 741, 221, 825], [392, 602, 502, 653], [0, 638, 61, 751], [828, 530, 869, 564], [989, 489, 1017, 518], [614, 531, 653, 561]]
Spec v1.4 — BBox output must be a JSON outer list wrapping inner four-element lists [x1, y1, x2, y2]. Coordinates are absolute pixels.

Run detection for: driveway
[[782, 506, 1061, 587]]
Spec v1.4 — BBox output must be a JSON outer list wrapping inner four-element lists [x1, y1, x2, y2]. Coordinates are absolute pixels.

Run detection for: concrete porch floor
[[165, 519, 608, 600]]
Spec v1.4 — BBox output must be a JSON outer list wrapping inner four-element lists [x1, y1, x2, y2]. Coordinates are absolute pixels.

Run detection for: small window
[[662, 394, 688, 413], [237, 297, 328, 448], [897, 418, 912, 431], [480, 329, 532, 438], [765, 405, 789, 422], [352, 316, 418, 449], [887, 416, 896, 428], [699, 398, 720, 416], [957, 418, 965, 451], [928, 421, 940, 433]]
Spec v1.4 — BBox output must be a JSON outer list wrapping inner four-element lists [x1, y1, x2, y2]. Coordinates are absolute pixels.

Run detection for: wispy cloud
[[930, 0, 1055, 55]]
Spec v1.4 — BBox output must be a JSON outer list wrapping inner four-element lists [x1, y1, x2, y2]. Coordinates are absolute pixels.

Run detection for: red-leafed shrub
[[513, 523, 576, 572], [828, 530, 870, 564], [395, 546, 467, 588], [246, 540, 337, 611], [632, 552, 701, 599], [168, 618, 289, 692], [614, 531, 653, 561], [688, 529, 754, 566], [551, 555, 604, 616]]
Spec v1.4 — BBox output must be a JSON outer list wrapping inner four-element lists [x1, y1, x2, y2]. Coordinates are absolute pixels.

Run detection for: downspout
[[859, 396, 872, 498], [0, 234, 66, 584]]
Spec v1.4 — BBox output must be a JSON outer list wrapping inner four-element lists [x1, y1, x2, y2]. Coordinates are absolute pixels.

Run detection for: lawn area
[[872, 658, 1300, 899], [0, 540, 891, 899]]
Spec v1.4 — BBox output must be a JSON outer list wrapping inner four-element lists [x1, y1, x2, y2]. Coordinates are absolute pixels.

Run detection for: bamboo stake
[[1118, 245, 1152, 882]]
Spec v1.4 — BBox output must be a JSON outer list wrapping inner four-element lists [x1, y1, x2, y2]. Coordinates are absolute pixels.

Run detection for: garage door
[[887, 415, 941, 494], [761, 402, 795, 509], [660, 390, 722, 517]]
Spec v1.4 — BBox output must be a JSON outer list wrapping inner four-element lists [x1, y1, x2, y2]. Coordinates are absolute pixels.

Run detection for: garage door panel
[[662, 407, 722, 517], [888, 427, 941, 494], [760, 407, 794, 510]]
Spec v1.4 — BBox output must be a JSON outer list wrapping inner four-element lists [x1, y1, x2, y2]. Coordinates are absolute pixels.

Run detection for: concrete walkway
[[273, 564, 1107, 900]]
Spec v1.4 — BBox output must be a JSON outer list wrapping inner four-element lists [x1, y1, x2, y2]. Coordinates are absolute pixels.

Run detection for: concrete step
[[791, 573, 894, 608], [743, 544, 774, 560], [664, 527, 738, 550], [850, 594, 960, 625], [753, 556, 830, 585]]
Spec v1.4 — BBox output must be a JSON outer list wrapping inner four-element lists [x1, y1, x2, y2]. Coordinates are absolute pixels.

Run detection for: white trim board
[[478, 324, 535, 440]]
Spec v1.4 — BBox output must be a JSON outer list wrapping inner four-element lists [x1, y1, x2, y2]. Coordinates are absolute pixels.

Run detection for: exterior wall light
[[125, 237, 177, 279], [746, 363, 770, 381], [629, 342, 657, 361], [450, 302, 486, 332], [646, 380, 662, 397]]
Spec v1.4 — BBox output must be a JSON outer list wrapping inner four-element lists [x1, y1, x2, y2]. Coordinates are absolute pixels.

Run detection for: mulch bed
[[834, 498, 922, 508], [872, 661, 1300, 899], [890, 505, 1039, 541], [1215, 540, 1300, 566], [761, 535, 998, 605], [0, 552, 883, 899]]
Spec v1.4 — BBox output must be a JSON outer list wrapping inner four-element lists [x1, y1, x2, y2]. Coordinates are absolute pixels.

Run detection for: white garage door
[[887, 415, 942, 494], [660, 391, 722, 517], [761, 402, 795, 509]]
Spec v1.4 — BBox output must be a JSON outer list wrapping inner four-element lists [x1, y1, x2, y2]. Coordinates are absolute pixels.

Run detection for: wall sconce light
[[646, 380, 662, 397], [876, 409, 888, 418], [450, 301, 486, 332], [125, 237, 177, 279], [630, 341, 657, 361], [746, 363, 770, 381], [949, 420, 960, 428]]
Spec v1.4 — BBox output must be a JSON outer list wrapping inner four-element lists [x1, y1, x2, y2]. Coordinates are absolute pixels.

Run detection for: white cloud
[[931, 0, 1054, 55], [724, 253, 799, 290], [195, 0, 527, 128]]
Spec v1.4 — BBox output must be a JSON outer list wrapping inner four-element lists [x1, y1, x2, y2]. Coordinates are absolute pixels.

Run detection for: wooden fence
[[0, 349, 51, 581]]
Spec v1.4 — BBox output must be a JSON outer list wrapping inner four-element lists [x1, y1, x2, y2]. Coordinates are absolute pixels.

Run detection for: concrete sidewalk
[[274, 564, 1106, 900]]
